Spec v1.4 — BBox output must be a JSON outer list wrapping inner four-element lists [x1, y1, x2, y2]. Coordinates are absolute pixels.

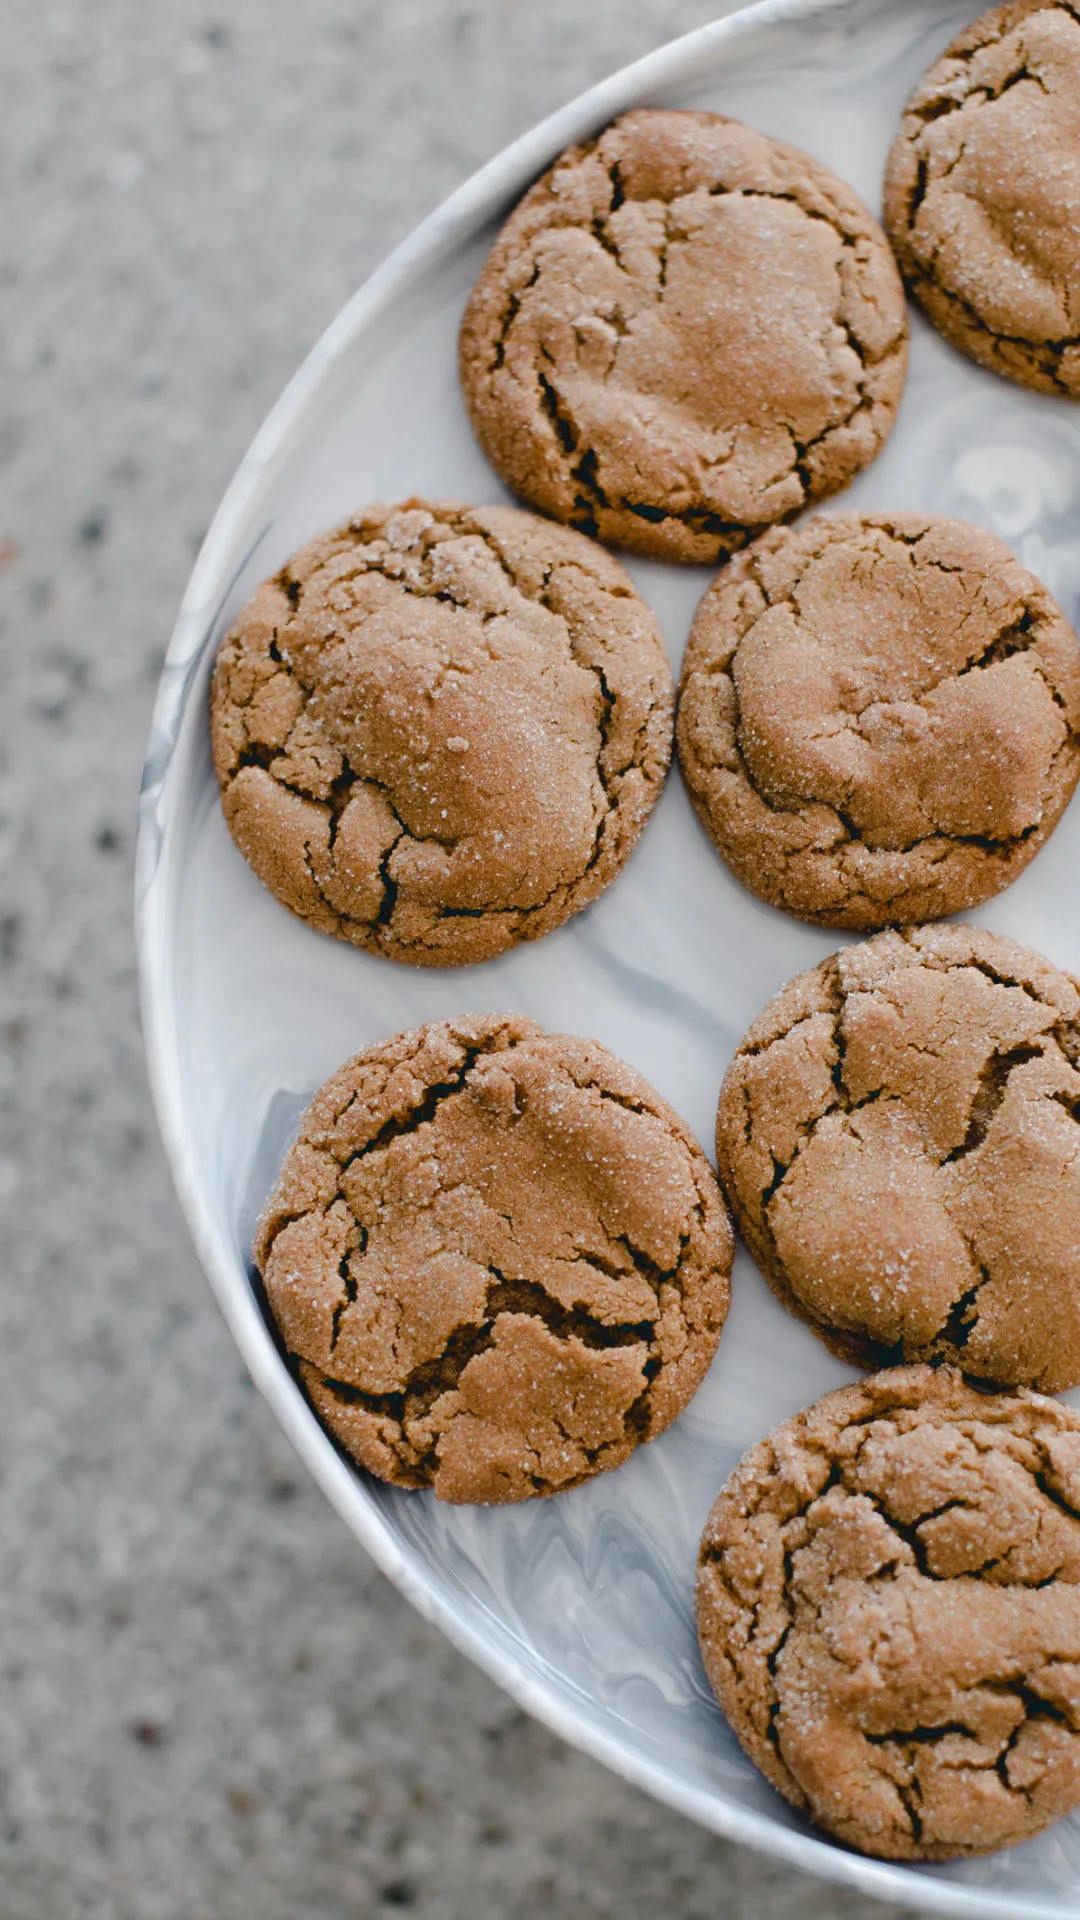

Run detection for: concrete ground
[[0, 4, 929, 1916]]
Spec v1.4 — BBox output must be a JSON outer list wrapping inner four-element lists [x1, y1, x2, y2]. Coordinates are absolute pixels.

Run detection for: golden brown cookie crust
[[460, 110, 908, 564], [254, 1015, 733, 1504], [676, 512, 1080, 927], [697, 1364, 1080, 1861], [884, 2, 1080, 396], [716, 924, 1080, 1392], [210, 500, 673, 967]]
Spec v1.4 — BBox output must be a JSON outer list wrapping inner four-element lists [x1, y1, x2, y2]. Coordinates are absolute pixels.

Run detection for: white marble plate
[[135, 1, 1080, 1912]]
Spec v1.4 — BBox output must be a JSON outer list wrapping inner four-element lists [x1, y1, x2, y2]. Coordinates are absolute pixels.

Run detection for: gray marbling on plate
[[136, 0, 1080, 1913]]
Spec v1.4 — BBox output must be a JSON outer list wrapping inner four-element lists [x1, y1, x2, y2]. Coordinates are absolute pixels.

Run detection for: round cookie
[[697, 1364, 1080, 1861], [677, 512, 1080, 927], [210, 499, 673, 967], [884, 2, 1080, 397], [254, 1014, 733, 1504], [715, 924, 1080, 1392], [459, 110, 908, 564]]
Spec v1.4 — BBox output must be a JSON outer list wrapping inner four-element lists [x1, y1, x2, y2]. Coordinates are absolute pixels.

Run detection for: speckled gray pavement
[[0, 5, 929, 1917]]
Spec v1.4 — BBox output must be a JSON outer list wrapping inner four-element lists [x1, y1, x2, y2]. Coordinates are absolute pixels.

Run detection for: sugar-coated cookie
[[677, 512, 1080, 926], [460, 110, 907, 563], [211, 500, 673, 966], [885, 1, 1080, 395], [697, 1364, 1080, 1860], [255, 1015, 733, 1503], [716, 925, 1080, 1391]]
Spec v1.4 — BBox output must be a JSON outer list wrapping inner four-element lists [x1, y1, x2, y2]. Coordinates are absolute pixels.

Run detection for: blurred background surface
[[0, 4, 926, 1916]]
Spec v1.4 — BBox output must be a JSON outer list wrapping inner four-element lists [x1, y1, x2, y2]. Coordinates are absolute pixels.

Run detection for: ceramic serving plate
[[135, 1, 1080, 1910]]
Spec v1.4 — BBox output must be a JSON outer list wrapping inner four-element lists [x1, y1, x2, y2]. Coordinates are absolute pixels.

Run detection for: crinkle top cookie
[[884, 1, 1080, 396], [697, 1364, 1080, 1860], [211, 500, 673, 966], [716, 924, 1080, 1391], [460, 110, 908, 563], [255, 1014, 733, 1504], [677, 512, 1080, 927]]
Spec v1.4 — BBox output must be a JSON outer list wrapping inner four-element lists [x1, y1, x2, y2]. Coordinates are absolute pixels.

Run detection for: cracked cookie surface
[[254, 1014, 733, 1504], [884, 2, 1080, 396], [697, 1364, 1080, 1860], [210, 500, 673, 966], [716, 924, 1080, 1391], [459, 110, 908, 565], [676, 512, 1080, 927]]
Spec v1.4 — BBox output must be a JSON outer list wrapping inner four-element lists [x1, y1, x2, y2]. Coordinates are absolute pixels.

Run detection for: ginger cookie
[[884, 2, 1080, 396], [254, 1015, 733, 1504], [459, 110, 908, 564], [677, 512, 1080, 927], [715, 924, 1080, 1392], [697, 1364, 1080, 1861], [210, 500, 673, 967]]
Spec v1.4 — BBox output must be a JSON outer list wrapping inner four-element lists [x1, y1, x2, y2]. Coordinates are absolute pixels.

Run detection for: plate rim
[[134, 3, 1073, 1913]]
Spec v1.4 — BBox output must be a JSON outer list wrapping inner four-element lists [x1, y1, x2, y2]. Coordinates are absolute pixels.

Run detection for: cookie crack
[[932, 1267, 992, 1357], [946, 1044, 1045, 1163], [904, 2, 1074, 132], [876, 1757, 924, 1844], [955, 608, 1040, 679], [910, 937, 1066, 1009], [490, 259, 541, 373], [314, 1306, 499, 1485], [332, 1034, 519, 1174], [330, 1247, 360, 1353], [537, 367, 604, 540], [995, 1687, 1069, 1800], [1031, 1465, 1080, 1528], [314, 1255, 658, 1488], [843, 1448, 1080, 1587], [901, 251, 1080, 385], [752, 975, 869, 1220], [484, 1274, 654, 1350]]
